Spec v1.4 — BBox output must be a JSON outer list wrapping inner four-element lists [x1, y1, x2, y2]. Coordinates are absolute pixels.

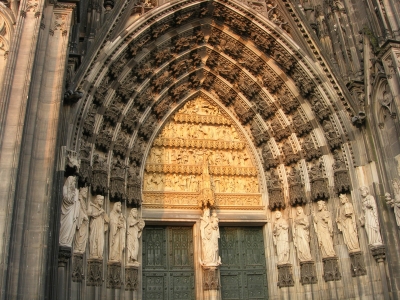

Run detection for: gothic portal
[[1, 0, 400, 299]]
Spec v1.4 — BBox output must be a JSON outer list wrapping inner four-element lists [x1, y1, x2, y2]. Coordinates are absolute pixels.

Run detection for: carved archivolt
[[142, 97, 262, 209]]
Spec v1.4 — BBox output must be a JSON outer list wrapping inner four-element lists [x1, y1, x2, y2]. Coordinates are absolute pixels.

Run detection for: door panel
[[220, 227, 268, 300], [143, 226, 195, 300]]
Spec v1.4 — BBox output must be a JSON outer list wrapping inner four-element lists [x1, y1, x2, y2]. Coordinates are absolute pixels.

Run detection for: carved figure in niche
[[293, 207, 312, 262], [74, 187, 89, 254], [200, 208, 221, 266], [385, 179, 400, 227], [312, 201, 336, 257], [359, 186, 383, 246], [59, 176, 80, 247], [127, 209, 145, 266], [88, 195, 109, 259], [109, 202, 126, 262], [273, 211, 290, 264], [150, 147, 163, 163], [335, 195, 360, 254]]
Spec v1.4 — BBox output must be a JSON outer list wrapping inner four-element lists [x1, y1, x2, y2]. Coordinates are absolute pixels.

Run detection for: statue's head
[[96, 195, 104, 206], [113, 202, 122, 213], [317, 200, 326, 211], [359, 186, 369, 197], [296, 206, 303, 215], [275, 211, 282, 219], [130, 208, 138, 218], [339, 194, 348, 204]]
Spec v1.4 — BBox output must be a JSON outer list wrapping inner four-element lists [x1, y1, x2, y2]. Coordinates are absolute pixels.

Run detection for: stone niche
[[142, 96, 263, 210]]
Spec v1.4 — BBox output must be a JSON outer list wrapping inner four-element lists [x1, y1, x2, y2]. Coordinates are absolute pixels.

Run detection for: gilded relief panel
[[143, 97, 262, 209]]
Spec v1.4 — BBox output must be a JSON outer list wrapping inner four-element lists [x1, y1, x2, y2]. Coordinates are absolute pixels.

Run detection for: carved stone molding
[[91, 154, 108, 195], [333, 150, 351, 194], [125, 266, 139, 291], [300, 261, 317, 285], [72, 254, 84, 282], [87, 259, 103, 286], [370, 244, 386, 263], [349, 251, 367, 277], [58, 246, 72, 267], [107, 262, 122, 289], [322, 257, 341, 282], [277, 263, 294, 287], [267, 169, 285, 210], [203, 266, 220, 290]]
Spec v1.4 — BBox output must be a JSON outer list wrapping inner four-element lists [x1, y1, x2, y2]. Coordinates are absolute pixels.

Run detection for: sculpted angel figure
[[88, 195, 109, 259], [59, 176, 80, 247], [292, 207, 312, 262], [312, 201, 336, 257], [127, 208, 145, 266], [272, 211, 290, 264], [109, 202, 126, 262], [359, 186, 383, 246], [73, 187, 89, 254], [336, 194, 360, 252]]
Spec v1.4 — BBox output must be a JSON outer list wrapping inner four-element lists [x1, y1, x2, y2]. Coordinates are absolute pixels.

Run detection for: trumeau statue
[[127, 208, 145, 266], [73, 187, 89, 254], [312, 201, 336, 257], [59, 176, 80, 247], [200, 208, 221, 266], [273, 211, 290, 264], [359, 186, 383, 246], [336, 194, 360, 252], [109, 202, 126, 262], [292, 207, 312, 262], [88, 195, 110, 259]]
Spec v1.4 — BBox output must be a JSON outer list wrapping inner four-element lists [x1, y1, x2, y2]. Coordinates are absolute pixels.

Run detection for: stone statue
[[88, 195, 109, 259], [200, 208, 221, 266], [359, 186, 383, 246], [385, 179, 400, 227], [127, 208, 145, 266], [292, 206, 312, 262], [59, 176, 80, 247], [336, 194, 360, 252], [109, 202, 126, 262], [312, 201, 336, 257], [272, 211, 290, 264], [73, 187, 89, 254]]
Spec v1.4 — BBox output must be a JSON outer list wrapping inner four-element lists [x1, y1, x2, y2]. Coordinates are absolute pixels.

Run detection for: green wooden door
[[219, 227, 268, 299], [142, 226, 195, 300]]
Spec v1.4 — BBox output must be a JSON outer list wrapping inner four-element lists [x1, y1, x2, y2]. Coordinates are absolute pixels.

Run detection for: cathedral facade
[[0, 0, 400, 299]]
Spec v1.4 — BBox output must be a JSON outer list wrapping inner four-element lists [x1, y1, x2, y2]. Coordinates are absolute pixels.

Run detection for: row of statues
[[144, 172, 259, 193], [149, 147, 251, 167], [273, 189, 383, 264], [59, 177, 145, 265], [160, 122, 240, 142]]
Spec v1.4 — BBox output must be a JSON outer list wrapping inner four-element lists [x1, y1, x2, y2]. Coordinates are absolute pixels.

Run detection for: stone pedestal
[[107, 261, 122, 289], [58, 246, 72, 300], [72, 254, 85, 282], [202, 266, 221, 300], [299, 261, 317, 285], [277, 263, 294, 287], [322, 256, 341, 282], [349, 251, 367, 277], [87, 259, 103, 286], [125, 265, 139, 291]]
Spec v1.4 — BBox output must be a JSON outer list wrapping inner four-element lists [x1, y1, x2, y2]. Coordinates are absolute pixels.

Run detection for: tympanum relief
[[143, 97, 262, 209]]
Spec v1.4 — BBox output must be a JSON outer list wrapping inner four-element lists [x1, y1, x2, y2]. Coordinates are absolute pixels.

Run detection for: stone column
[[0, 2, 76, 299], [58, 246, 72, 300], [370, 245, 390, 300], [202, 266, 221, 300]]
